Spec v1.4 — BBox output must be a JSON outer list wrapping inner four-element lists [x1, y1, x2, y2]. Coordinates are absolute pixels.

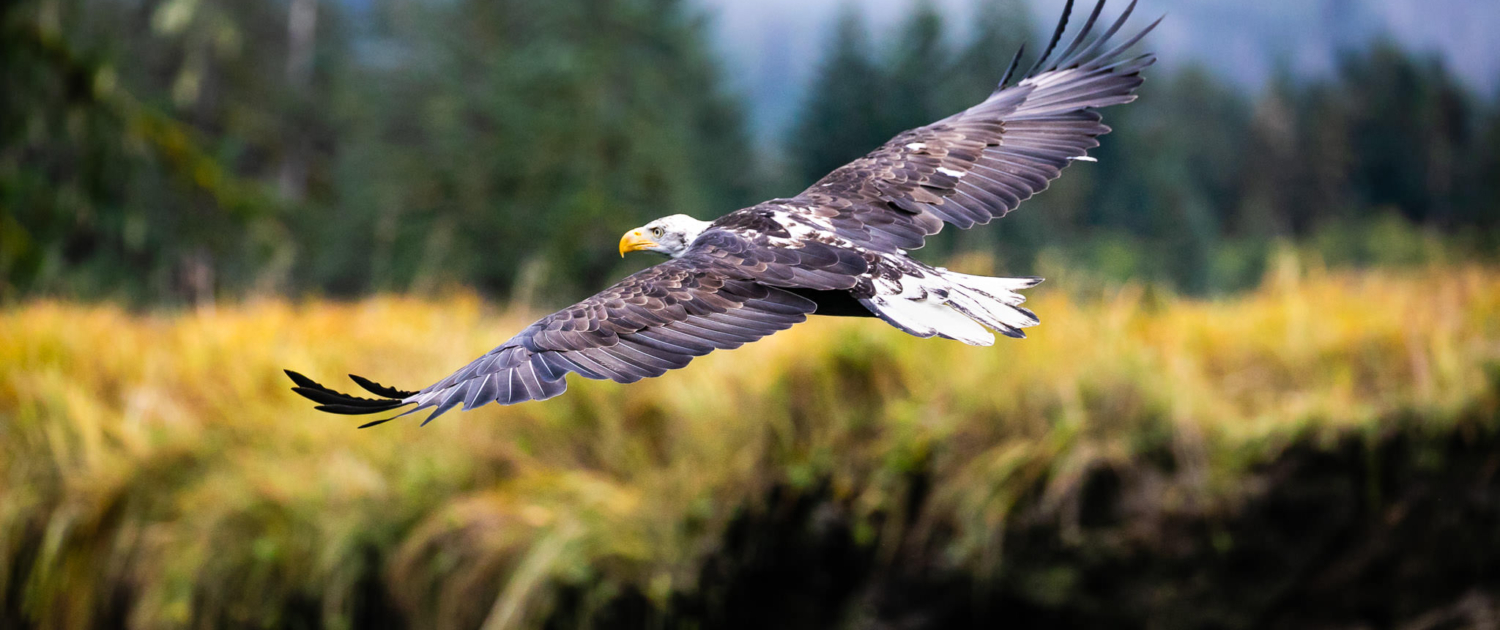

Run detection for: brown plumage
[[288, 0, 1161, 426]]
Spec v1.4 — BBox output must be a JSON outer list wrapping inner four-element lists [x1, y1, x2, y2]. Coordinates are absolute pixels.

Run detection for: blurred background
[[3, 0, 1500, 628], [7, 0, 1498, 304]]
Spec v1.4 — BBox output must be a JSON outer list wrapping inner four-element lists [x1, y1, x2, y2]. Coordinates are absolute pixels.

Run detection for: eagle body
[[288, 0, 1162, 426]]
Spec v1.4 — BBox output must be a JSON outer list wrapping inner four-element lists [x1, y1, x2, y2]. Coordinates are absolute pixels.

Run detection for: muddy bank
[[551, 423, 1500, 630], [7, 421, 1499, 629]]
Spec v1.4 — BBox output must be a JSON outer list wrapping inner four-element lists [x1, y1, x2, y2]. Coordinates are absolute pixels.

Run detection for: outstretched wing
[[287, 231, 867, 426], [789, 0, 1160, 252]]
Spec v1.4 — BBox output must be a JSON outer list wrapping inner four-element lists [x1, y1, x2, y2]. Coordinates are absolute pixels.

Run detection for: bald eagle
[[288, 0, 1160, 427]]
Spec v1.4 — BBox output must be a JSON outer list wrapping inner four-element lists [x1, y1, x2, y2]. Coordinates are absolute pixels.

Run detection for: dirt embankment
[[550, 422, 1500, 630]]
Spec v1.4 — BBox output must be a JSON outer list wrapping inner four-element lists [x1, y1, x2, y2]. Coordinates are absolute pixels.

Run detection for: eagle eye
[[651, 227, 664, 238]]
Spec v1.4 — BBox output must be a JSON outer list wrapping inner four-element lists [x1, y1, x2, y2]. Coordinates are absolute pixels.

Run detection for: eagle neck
[[673, 219, 713, 257]]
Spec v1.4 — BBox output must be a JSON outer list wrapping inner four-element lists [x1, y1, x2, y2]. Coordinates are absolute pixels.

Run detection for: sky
[[697, 0, 1500, 137]]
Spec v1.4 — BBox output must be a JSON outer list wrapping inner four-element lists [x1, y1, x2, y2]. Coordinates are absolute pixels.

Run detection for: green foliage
[[787, 0, 1030, 197], [785, 8, 891, 189], [1339, 41, 1476, 226], [318, 0, 757, 300], [0, 0, 289, 302], [2, 0, 756, 304], [1467, 102, 1500, 233], [785, 4, 1500, 296], [883, 2, 950, 134], [4, 0, 1499, 303]]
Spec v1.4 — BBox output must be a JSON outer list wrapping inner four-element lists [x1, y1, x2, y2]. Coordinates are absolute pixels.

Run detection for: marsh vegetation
[[5, 259, 1498, 628]]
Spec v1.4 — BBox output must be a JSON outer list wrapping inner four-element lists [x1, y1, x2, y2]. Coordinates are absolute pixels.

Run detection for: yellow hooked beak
[[619, 229, 657, 257]]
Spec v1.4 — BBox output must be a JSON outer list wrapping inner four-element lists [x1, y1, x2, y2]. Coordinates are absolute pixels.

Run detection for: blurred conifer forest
[[4, 0, 1498, 305]]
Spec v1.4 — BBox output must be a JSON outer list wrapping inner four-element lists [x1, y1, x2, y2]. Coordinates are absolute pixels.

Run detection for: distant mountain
[[698, 0, 1500, 139]]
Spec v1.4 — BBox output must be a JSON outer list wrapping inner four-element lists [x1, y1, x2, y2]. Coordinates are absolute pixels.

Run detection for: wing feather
[[318, 236, 823, 424], [776, 0, 1159, 251], [289, 0, 1161, 425]]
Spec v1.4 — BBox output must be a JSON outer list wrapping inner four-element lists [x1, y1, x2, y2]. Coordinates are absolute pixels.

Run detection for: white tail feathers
[[863, 293, 997, 346], [943, 272, 1042, 340], [860, 269, 1043, 346], [943, 271, 1043, 303]]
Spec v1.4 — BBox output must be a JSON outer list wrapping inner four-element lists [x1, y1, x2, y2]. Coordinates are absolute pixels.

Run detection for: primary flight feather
[[287, 0, 1161, 427]]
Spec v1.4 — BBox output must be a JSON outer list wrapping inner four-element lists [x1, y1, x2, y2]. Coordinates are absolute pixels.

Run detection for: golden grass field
[[4, 258, 1499, 629]]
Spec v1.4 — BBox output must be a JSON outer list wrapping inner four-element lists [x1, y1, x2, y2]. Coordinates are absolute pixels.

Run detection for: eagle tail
[[284, 369, 415, 427], [858, 270, 1042, 347], [940, 272, 1043, 340]]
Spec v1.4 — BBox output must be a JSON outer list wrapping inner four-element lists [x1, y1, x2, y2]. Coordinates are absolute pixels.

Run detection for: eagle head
[[619, 214, 712, 258]]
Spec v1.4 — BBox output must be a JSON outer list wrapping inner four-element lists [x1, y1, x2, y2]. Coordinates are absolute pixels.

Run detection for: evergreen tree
[[787, 7, 889, 189], [942, 0, 1034, 257], [1047, 66, 1250, 292], [10, 0, 1500, 302], [322, 0, 758, 302], [0, 0, 303, 303], [1463, 100, 1500, 232], [1338, 40, 1475, 227], [948, 0, 1032, 109], [882, 1, 951, 133], [1240, 69, 1356, 237]]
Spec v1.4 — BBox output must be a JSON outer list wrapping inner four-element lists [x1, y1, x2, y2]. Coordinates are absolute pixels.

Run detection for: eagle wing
[[287, 231, 868, 425], [288, 0, 1162, 424], [788, 0, 1160, 252]]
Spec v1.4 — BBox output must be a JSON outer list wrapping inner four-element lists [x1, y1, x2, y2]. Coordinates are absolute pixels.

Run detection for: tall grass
[[3, 258, 1498, 629]]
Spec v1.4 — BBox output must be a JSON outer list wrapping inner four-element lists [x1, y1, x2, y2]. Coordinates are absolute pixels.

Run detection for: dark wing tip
[[419, 403, 461, 427], [357, 416, 400, 429], [998, 42, 1027, 89], [1024, 0, 1077, 78], [314, 401, 407, 415], [287, 368, 413, 421], [1048, 0, 1108, 74], [284, 369, 320, 389], [349, 374, 417, 399]]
